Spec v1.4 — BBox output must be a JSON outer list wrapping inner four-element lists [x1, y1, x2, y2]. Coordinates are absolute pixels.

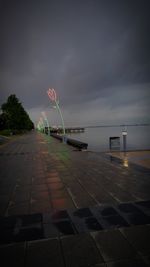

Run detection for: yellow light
[[123, 158, 128, 167]]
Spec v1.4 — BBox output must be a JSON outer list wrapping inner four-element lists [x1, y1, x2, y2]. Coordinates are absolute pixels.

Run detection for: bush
[[0, 129, 12, 136]]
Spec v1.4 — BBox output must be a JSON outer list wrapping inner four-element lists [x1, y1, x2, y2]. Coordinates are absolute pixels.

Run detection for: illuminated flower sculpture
[[47, 88, 66, 143], [37, 117, 44, 132], [41, 111, 50, 135], [47, 88, 57, 102]]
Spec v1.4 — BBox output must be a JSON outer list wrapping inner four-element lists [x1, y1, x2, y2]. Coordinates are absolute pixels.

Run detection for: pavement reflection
[[107, 150, 150, 169]]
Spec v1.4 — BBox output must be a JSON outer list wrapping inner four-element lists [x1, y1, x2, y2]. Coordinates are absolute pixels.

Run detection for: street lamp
[[37, 119, 44, 132], [122, 127, 127, 152], [47, 88, 67, 143], [41, 111, 50, 136], [39, 117, 45, 133]]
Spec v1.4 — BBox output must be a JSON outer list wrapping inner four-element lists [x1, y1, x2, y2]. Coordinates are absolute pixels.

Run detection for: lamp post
[[37, 122, 41, 131], [37, 120, 44, 132], [41, 111, 50, 136], [47, 88, 67, 143], [39, 117, 45, 133], [122, 127, 127, 152]]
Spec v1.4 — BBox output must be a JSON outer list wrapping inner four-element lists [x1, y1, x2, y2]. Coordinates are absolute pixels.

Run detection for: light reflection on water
[[67, 126, 150, 152]]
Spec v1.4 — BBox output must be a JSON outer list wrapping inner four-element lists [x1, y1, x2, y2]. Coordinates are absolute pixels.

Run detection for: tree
[[0, 112, 9, 130], [1, 94, 34, 131]]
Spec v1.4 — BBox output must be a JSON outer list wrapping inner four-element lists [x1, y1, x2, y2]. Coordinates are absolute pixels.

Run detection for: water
[[66, 125, 150, 152]]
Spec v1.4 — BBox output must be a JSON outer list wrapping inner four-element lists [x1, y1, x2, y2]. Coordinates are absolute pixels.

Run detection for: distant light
[[122, 131, 127, 136]]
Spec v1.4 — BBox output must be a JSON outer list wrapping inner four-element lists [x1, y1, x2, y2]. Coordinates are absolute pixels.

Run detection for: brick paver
[[0, 131, 150, 266]]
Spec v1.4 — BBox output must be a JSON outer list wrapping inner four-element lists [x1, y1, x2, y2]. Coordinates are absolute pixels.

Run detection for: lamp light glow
[[47, 88, 57, 101], [122, 131, 127, 136]]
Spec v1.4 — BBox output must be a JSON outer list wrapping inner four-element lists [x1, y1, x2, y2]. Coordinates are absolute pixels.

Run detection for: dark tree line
[[0, 94, 34, 132]]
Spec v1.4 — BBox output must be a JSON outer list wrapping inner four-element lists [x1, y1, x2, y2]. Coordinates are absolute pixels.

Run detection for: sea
[[66, 125, 150, 152]]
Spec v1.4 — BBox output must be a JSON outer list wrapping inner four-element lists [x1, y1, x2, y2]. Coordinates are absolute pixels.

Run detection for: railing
[[50, 133, 88, 150]]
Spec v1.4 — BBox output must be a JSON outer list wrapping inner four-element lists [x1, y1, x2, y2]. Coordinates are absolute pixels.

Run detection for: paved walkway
[[0, 131, 150, 266]]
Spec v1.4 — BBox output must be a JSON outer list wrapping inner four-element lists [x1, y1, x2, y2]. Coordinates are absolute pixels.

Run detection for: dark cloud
[[0, 0, 150, 125]]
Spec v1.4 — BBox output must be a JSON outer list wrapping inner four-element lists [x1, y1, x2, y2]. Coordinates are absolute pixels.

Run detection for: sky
[[0, 0, 150, 127]]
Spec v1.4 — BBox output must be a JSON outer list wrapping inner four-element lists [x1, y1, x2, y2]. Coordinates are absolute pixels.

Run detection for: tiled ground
[[0, 200, 150, 245], [0, 132, 150, 217], [0, 224, 150, 266], [0, 131, 150, 266]]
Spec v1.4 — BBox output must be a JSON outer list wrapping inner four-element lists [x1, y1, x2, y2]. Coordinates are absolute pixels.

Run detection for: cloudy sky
[[0, 0, 150, 127]]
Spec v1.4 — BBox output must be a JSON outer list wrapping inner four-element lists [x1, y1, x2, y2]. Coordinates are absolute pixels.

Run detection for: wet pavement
[[0, 131, 150, 266], [0, 200, 150, 244], [107, 150, 150, 169]]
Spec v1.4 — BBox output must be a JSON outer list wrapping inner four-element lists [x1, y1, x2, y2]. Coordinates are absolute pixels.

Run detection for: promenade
[[0, 131, 150, 266]]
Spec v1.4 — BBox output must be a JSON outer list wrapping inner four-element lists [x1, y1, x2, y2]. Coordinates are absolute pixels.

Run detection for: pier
[[45, 126, 85, 134]]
